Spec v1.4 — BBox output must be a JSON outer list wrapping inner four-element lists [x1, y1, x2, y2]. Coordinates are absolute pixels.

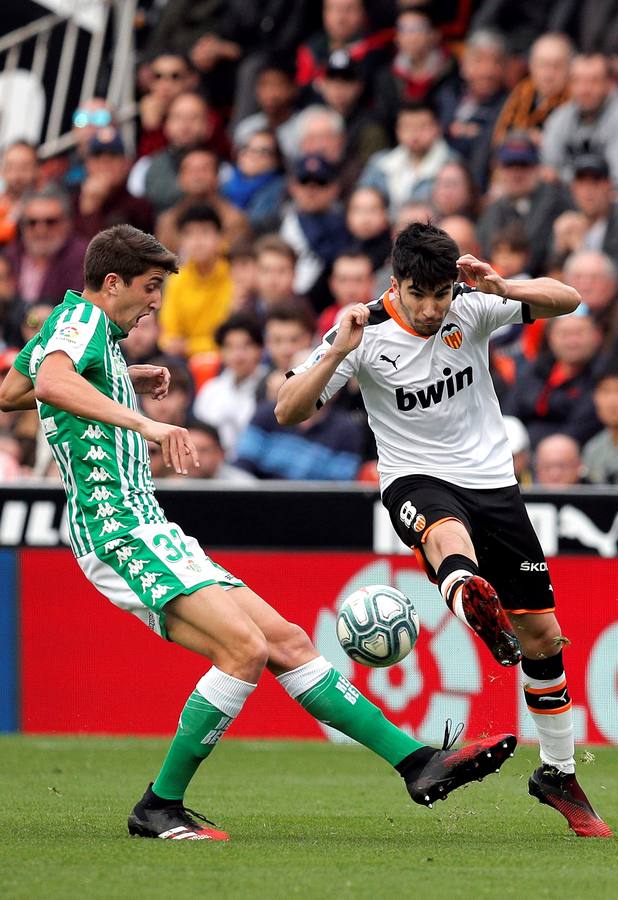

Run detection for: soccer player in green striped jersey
[[0, 224, 516, 842]]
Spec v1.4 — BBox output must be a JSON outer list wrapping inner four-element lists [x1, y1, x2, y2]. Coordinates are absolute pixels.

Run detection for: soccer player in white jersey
[[0, 224, 518, 841], [277, 222, 612, 838]]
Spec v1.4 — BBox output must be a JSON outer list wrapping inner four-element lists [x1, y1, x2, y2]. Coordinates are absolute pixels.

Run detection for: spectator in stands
[[121, 313, 161, 366], [259, 303, 315, 401], [137, 51, 199, 157], [220, 129, 285, 231], [493, 32, 572, 147], [235, 394, 364, 480], [279, 154, 349, 302], [155, 146, 250, 253], [247, 235, 310, 322], [228, 238, 258, 313], [541, 53, 618, 186], [583, 363, 618, 484], [193, 314, 266, 455], [552, 154, 618, 263], [392, 201, 433, 234], [291, 103, 372, 200], [534, 434, 586, 486], [159, 204, 232, 357], [437, 29, 508, 188], [184, 420, 256, 482], [490, 222, 531, 280], [73, 130, 154, 240], [5, 185, 87, 305], [374, 7, 458, 134], [233, 56, 300, 161], [318, 250, 375, 337], [296, 0, 392, 92], [477, 132, 572, 275], [60, 97, 116, 188], [431, 161, 479, 220], [439, 216, 481, 257], [345, 186, 391, 273], [313, 51, 389, 179], [360, 101, 454, 215], [0, 142, 38, 246], [503, 313, 603, 448], [562, 250, 618, 354], [129, 92, 217, 211], [140, 354, 194, 428]]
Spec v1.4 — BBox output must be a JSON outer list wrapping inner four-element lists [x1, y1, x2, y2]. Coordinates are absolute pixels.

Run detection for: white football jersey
[[292, 285, 528, 492]]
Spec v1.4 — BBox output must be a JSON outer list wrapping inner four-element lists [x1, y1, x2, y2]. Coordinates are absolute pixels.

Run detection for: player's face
[[390, 277, 453, 336], [116, 267, 167, 332]]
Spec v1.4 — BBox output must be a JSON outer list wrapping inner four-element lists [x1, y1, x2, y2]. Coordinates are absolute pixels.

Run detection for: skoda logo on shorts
[[441, 323, 463, 349]]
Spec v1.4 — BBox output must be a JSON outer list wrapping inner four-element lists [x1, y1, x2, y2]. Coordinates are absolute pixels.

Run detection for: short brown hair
[[253, 234, 297, 265], [84, 225, 178, 289]]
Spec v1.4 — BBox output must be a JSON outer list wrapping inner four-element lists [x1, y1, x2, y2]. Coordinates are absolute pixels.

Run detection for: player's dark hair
[[84, 225, 178, 290], [391, 222, 459, 288], [215, 313, 264, 348], [177, 203, 222, 232]]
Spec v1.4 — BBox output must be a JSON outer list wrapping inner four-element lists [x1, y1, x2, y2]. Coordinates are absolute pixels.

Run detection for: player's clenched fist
[[138, 419, 199, 475], [332, 303, 370, 355]]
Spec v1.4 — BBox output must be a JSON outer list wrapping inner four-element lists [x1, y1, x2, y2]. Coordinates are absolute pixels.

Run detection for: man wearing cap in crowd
[[279, 153, 349, 307], [73, 129, 154, 240], [552, 153, 618, 263], [477, 131, 572, 275], [314, 49, 389, 191]]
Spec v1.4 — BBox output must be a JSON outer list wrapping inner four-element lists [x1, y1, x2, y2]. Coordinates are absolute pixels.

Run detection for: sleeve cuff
[[521, 302, 534, 324]]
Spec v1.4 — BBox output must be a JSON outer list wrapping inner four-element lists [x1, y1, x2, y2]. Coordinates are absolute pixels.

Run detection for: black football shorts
[[382, 474, 555, 613]]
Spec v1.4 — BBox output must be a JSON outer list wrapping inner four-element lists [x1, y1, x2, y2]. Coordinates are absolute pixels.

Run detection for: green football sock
[[152, 689, 232, 801], [296, 668, 425, 766]]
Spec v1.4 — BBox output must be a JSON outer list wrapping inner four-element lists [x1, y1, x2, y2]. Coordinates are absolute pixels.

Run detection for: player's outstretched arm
[[457, 254, 581, 319], [0, 366, 37, 411], [275, 303, 369, 425], [36, 352, 198, 475]]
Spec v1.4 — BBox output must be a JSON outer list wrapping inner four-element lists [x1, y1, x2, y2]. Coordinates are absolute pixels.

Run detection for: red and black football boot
[[402, 721, 517, 808], [128, 784, 230, 841], [529, 766, 613, 838], [459, 576, 522, 667]]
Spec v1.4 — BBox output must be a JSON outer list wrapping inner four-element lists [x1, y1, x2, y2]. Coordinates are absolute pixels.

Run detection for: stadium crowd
[[0, 0, 617, 487]]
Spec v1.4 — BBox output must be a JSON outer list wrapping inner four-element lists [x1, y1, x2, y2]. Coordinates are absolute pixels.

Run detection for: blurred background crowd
[[0, 0, 617, 488]]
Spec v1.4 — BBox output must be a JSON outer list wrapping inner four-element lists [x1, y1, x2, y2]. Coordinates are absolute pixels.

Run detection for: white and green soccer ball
[[336, 584, 420, 668]]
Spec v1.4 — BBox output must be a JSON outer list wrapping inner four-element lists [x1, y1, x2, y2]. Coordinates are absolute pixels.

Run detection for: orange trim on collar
[[383, 291, 429, 339]]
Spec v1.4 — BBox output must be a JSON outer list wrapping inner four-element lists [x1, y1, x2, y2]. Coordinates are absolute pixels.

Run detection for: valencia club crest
[[441, 323, 463, 349]]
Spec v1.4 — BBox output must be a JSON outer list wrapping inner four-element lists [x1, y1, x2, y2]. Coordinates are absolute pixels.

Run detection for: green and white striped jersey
[[15, 290, 166, 557]]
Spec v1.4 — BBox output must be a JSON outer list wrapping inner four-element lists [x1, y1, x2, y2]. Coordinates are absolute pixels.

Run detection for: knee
[[512, 615, 564, 659], [224, 625, 269, 678], [268, 623, 316, 674]]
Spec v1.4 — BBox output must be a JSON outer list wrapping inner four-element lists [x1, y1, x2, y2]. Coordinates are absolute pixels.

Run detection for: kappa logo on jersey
[[441, 323, 463, 349], [395, 366, 473, 411]]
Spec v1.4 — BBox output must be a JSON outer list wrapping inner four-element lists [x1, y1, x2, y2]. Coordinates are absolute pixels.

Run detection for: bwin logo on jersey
[[441, 323, 463, 349], [395, 366, 473, 411]]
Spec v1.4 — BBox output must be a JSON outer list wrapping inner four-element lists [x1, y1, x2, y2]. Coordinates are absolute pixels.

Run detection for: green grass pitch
[[1, 738, 617, 900]]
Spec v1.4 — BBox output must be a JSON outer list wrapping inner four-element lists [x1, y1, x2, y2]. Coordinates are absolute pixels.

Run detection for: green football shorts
[[77, 522, 244, 639]]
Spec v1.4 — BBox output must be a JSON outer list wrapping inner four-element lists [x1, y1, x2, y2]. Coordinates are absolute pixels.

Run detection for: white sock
[[439, 569, 474, 629], [277, 656, 332, 700], [196, 666, 257, 718], [523, 672, 575, 774]]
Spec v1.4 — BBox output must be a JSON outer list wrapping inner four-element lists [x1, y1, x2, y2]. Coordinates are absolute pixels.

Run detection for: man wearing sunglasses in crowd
[[4, 184, 87, 306], [61, 98, 117, 189], [138, 52, 199, 157]]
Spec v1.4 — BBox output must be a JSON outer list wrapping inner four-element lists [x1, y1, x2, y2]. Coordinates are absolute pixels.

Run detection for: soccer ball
[[336, 584, 420, 668]]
